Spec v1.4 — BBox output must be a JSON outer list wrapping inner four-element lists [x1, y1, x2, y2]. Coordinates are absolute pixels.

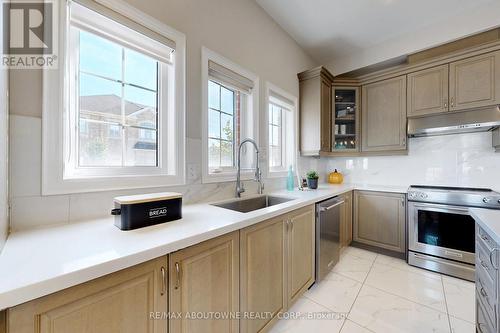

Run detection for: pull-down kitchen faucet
[[235, 138, 264, 197]]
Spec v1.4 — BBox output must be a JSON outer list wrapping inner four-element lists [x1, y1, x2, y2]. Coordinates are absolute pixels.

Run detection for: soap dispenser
[[287, 165, 295, 191]]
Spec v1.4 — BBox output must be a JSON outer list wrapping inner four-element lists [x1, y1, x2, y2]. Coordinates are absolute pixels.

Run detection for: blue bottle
[[287, 165, 295, 191]]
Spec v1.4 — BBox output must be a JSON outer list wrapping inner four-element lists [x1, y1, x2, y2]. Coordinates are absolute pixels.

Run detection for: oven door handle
[[410, 203, 470, 214]]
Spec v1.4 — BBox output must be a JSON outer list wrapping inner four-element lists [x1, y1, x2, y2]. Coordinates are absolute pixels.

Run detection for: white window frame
[[42, 0, 186, 195], [265, 82, 297, 178], [201, 47, 259, 184]]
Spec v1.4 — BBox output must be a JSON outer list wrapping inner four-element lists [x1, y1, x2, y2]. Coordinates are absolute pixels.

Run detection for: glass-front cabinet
[[332, 86, 360, 153]]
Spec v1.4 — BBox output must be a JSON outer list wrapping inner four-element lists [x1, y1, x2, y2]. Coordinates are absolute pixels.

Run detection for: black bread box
[[111, 192, 182, 230]]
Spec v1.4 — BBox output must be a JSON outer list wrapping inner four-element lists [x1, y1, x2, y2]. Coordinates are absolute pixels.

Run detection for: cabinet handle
[[402, 137, 406, 146], [175, 262, 181, 290], [160, 266, 166, 296], [489, 248, 499, 269], [444, 101, 448, 108], [401, 198, 405, 207], [450, 97, 454, 108]]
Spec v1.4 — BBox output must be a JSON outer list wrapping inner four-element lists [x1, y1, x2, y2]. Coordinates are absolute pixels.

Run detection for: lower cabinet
[[286, 206, 315, 306], [240, 215, 286, 333], [475, 225, 499, 333], [168, 231, 239, 333], [340, 191, 353, 250], [5, 205, 316, 333], [7, 257, 168, 333], [353, 190, 406, 253], [240, 205, 315, 333]]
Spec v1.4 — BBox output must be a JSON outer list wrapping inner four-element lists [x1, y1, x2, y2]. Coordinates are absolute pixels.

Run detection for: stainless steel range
[[407, 185, 500, 281]]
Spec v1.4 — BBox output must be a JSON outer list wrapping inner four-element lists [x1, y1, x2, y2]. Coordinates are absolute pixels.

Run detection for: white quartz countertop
[[0, 183, 407, 309], [471, 208, 500, 244]]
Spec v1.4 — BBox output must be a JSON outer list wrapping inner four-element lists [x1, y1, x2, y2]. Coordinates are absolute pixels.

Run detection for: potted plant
[[306, 171, 319, 189]]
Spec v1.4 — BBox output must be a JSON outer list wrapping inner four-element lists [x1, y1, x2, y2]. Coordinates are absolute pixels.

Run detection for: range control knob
[[419, 193, 428, 199], [483, 197, 491, 203]]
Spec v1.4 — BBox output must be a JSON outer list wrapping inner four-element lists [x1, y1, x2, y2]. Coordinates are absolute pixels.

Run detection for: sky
[[79, 30, 158, 108]]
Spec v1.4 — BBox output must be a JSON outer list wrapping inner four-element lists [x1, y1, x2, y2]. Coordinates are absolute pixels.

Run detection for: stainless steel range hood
[[408, 105, 500, 137]]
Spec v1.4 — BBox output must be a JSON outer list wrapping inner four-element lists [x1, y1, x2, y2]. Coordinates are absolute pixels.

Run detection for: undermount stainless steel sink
[[211, 195, 295, 213]]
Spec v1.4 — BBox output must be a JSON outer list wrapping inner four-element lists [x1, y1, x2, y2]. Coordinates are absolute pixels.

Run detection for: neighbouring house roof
[[80, 94, 155, 117], [133, 141, 157, 150]]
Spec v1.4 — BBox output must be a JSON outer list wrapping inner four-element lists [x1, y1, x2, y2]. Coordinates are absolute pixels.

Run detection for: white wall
[[325, 132, 500, 190], [8, 0, 317, 230], [0, 4, 9, 252]]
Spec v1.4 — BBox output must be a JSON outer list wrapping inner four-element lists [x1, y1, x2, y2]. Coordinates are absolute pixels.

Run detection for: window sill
[[42, 173, 186, 195]]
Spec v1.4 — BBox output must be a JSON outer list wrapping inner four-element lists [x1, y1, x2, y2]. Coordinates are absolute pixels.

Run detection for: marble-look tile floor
[[270, 246, 475, 333]]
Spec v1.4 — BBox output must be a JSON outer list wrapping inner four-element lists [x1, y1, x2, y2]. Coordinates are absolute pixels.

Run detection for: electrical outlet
[[187, 163, 200, 181]]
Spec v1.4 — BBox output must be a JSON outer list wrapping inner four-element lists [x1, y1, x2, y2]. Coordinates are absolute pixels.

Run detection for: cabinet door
[[287, 205, 315, 306], [8, 257, 168, 333], [332, 87, 360, 152], [240, 216, 286, 333], [320, 78, 332, 152], [407, 65, 449, 117], [353, 191, 406, 253], [299, 78, 321, 155], [340, 192, 352, 247], [449, 51, 500, 111], [298, 67, 334, 156], [169, 232, 239, 333], [0, 310, 5, 333], [362, 76, 407, 152]]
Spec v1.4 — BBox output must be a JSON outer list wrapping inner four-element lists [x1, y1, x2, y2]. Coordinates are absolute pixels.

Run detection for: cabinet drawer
[[477, 225, 497, 252], [477, 239, 498, 285], [477, 295, 496, 333], [477, 272, 497, 323]]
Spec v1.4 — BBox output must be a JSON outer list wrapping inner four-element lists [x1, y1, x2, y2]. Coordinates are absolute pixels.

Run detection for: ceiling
[[256, 0, 500, 75]]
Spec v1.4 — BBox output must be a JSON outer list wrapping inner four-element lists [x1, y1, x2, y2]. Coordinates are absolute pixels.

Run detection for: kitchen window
[[42, 0, 186, 194], [74, 30, 160, 168], [202, 48, 259, 183], [266, 83, 296, 177], [208, 80, 238, 169], [269, 103, 284, 169]]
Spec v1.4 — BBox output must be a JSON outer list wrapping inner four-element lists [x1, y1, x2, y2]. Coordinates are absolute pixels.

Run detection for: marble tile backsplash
[[9, 114, 500, 231], [8, 115, 290, 231], [326, 132, 500, 190]]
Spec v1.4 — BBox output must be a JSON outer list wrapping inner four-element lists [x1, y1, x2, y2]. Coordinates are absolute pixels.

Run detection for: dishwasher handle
[[319, 200, 345, 212]]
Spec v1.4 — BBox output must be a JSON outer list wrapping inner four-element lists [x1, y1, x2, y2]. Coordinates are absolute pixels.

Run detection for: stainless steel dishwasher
[[315, 196, 343, 282]]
